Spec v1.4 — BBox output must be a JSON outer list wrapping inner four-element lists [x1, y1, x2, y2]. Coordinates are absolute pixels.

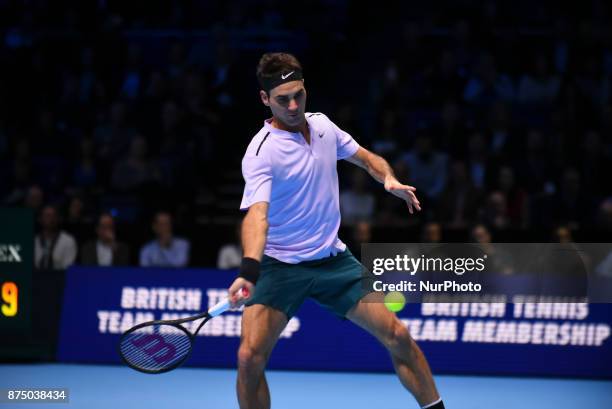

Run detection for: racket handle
[[208, 288, 250, 317]]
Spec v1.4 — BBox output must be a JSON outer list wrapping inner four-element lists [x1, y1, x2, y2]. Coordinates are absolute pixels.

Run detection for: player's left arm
[[346, 147, 421, 214]]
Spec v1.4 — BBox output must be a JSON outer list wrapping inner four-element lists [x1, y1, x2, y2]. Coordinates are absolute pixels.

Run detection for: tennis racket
[[118, 287, 249, 374]]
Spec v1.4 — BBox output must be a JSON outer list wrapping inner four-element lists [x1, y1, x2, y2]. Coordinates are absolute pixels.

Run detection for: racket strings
[[120, 324, 192, 372]]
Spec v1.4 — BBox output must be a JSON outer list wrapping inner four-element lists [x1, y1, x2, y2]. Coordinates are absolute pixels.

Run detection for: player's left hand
[[384, 177, 422, 214]]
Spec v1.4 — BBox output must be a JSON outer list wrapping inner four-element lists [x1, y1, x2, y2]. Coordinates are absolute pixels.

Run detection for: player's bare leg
[[237, 304, 288, 409], [346, 292, 440, 406]]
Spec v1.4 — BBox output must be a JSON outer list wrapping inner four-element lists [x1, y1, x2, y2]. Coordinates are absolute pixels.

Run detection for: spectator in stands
[[427, 51, 466, 105], [471, 223, 492, 245], [72, 137, 98, 190], [481, 191, 510, 229], [463, 54, 515, 105], [139, 211, 190, 267], [497, 166, 529, 227], [120, 42, 144, 100], [517, 54, 561, 105], [437, 160, 482, 228], [421, 222, 442, 243], [64, 195, 93, 242], [157, 99, 197, 191], [94, 100, 137, 161], [551, 168, 591, 228], [471, 223, 514, 274], [348, 220, 372, 260], [217, 223, 242, 269], [546, 226, 588, 279], [450, 19, 474, 72], [81, 213, 130, 266], [340, 168, 376, 225], [515, 129, 552, 194], [433, 100, 467, 157], [34, 205, 77, 270], [111, 134, 161, 192], [3, 2, 612, 267], [2, 140, 32, 206], [487, 102, 518, 160], [24, 185, 44, 213], [552, 225, 573, 243], [465, 131, 490, 190], [399, 133, 448, 201], [32, 108, 64, 156], [371, 109, 400, 155]]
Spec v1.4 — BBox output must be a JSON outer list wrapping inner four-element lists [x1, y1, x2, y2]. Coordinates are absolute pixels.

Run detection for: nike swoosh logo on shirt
[[281, 71, 295, 80]]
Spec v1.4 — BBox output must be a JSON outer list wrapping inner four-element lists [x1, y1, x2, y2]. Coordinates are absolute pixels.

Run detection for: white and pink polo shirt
[[240, 112, 360, 263]]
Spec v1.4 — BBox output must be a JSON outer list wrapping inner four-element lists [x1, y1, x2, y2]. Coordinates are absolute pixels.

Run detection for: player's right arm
[[241, 201, 269, 262], [230, 131, 273, 306], [228, 201, 269, 305]]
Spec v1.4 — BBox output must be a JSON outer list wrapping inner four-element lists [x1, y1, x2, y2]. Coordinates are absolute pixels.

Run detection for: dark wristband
[[239, 257, 260, 284]]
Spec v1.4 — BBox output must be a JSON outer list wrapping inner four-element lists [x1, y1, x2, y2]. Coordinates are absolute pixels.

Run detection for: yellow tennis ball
[[384, 291, 406, 313]]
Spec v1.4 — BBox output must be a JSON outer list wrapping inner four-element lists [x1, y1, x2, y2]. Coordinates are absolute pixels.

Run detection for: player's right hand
[[228, 277, 254, 308]]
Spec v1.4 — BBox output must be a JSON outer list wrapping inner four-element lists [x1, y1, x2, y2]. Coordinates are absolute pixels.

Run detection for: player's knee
[[382, 319, 412, 351], [237, 345, 266, 373]]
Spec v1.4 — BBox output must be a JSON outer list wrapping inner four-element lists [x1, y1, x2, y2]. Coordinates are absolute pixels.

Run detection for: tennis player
[[228, 52, 445, 409]]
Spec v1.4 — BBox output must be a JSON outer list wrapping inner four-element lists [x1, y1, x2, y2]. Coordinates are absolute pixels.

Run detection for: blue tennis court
[[2, 363, 611, 408]]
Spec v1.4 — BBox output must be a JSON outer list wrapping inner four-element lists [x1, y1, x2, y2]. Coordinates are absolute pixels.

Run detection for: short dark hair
[[256, 52, 303, 90]]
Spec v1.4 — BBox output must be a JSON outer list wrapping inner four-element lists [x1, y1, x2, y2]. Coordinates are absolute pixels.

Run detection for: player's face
[[261, 81, 307, 128]]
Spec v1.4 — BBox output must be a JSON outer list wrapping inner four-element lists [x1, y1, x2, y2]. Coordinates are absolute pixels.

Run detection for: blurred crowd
[[1, 1, 611, 268], [34, 206, 192, 269]]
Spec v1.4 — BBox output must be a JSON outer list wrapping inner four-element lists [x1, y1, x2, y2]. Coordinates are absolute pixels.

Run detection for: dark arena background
[[1, 1, 611, 408]]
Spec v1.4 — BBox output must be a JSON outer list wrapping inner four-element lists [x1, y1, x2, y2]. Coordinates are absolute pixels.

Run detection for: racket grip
[[209, 288, 250, 317]]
